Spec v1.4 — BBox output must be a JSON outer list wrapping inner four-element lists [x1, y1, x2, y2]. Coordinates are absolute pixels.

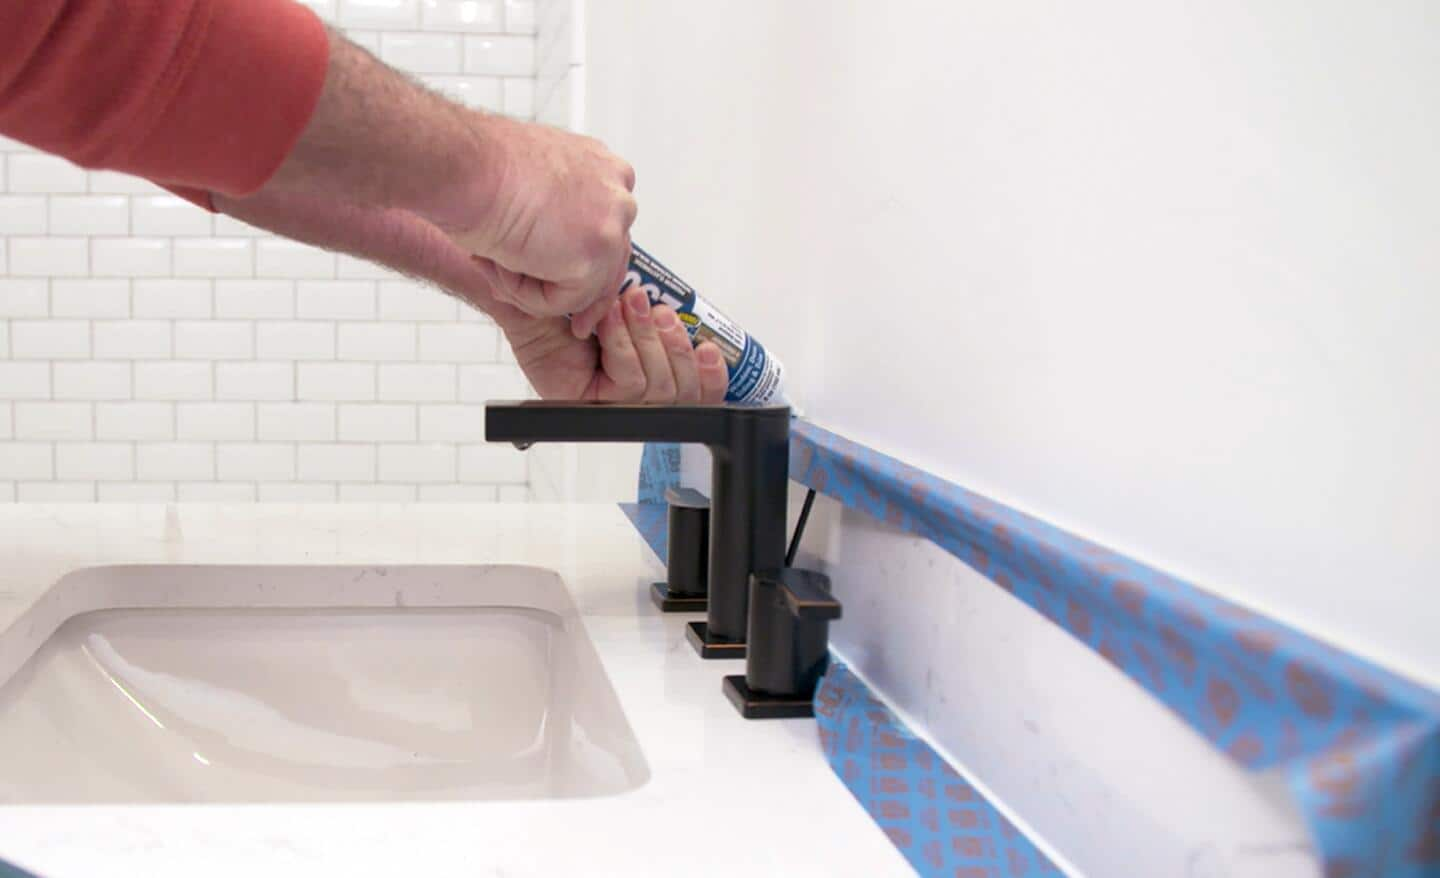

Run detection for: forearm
[[260, 29, 492, 233]]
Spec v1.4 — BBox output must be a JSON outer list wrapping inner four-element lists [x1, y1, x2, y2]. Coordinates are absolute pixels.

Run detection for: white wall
[[582, 2, 1439, 873], [0, 0, 538, 503], [584, 0, 1440, 690]]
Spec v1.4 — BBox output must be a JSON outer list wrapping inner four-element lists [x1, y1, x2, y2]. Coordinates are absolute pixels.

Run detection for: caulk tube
[[623, 243, 789, 407]]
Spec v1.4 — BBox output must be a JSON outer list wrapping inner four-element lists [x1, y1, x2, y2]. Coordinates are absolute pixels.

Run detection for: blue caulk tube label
[[624, 243, 787, 406]]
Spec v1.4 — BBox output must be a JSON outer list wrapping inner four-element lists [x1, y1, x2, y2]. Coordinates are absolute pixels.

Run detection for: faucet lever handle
[[774, 568, 842, 622]]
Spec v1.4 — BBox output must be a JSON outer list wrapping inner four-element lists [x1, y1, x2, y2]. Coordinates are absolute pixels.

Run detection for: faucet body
[[485, 401, 790, 651]]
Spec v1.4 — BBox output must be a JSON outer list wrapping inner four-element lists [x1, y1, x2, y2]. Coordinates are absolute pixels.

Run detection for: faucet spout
[[485, 400, 791, 656]]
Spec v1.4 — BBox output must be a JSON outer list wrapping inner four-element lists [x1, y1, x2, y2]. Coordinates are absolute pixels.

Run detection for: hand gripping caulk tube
[[624, 243, 788, 407]]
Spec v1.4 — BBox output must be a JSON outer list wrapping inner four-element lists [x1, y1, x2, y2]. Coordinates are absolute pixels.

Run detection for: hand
[[447, 115, 638, 340], [212, 188, 726, 403], [262, 34, 636, 340], [499, 285, 730, 403]]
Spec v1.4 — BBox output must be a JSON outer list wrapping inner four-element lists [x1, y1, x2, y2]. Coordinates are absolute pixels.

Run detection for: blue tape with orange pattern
[[623, 422, 1440, 877]]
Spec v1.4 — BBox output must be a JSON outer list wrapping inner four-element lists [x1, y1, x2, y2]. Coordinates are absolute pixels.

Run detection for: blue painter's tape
[[816, 663, 1064, 877], [788, 420, 1440, 877], [0, 860, 37, 878], [624, 425, 1440, 875], [637, 441, 682, 505], [618, 501, 669, 565]]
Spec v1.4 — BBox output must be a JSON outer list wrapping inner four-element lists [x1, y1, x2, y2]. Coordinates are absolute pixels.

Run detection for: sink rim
[[0, 564, 652, 805]]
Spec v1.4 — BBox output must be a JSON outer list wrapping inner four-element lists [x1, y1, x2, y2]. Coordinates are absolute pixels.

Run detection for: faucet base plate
[[650, 582, 708, 613], [722, 675, 815, 719], [685, 621, 746, 659]]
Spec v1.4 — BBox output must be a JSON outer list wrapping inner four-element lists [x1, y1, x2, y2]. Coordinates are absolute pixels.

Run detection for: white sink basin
[[0, 566, 648, 804]]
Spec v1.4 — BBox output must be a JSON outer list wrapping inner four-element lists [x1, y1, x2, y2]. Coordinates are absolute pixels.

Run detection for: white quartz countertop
[[0, 503, 911, 878]]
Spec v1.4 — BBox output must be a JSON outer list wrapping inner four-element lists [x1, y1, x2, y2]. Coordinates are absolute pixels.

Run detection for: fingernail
[[698, 346, 723, 367], [626, 289, 649, 317], [653, 308, 677, 330]]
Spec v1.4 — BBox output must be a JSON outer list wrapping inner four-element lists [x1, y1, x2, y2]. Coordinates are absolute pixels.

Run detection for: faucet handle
[[775, 568, 842, 622], [722, 567, 841, 719]]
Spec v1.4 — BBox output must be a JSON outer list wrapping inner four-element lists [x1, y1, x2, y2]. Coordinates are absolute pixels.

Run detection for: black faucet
[[484, 401, 790, 659]]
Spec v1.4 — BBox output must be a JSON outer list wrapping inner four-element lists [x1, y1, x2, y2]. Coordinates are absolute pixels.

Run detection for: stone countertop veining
[[0, 503, 909, 878]]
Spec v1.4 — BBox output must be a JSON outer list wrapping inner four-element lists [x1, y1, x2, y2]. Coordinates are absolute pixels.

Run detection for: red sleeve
[[0, 0, 329, 199]]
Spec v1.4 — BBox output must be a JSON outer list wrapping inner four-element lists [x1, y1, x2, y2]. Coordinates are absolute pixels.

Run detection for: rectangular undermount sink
[[0, 565, 649, 804]]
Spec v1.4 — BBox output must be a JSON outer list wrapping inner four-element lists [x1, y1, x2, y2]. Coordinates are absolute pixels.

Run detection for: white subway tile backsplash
[[459, 444, 526, 482], [133, 279, 212, 318], [218, 443, 296, 481], [14, 403, 91, 440], [0, 279, 48, 317], [339, 323, 416, 361], [419, 404, 484, 441], [11, 238, 88, 276], [340, 483, 416, 501], [11, 320, 89, 359], [297, 281, 376, 319], [138, 443, 215, 481], [419, 484, 498, 502], [132, 196, 214, 236], [464, 35, 535, 75], [0, 196, 48, 234], [258, 402, 336, 441], [504, 0, 536, 33], [17, 482, 92, 502], [382, 34, 463, 74], [217, 362, 294, 401], [339, 0, 419, 28], [134, 361, 211, 400], [96, 402, 173, 440], [92, 238, 170, 277], [174, 321, 254, 360], [0, 443, 52, 479], [378, 364, 455, 401], [497, 484, 529, 502], [347, 31, 383, 54], [298, 444, 376, 481], [458, 363, 530, 401], [86, 171, 163, 195], [212, 214, 266, 237], [259, 482, 339, 502], [0, 362, 52, 399], [175, 239, 253, 278], [2, 10, 542, 504], [257, 240, 336, 279], [93, 321, 172, 359], [422, 0, 500, 31], [177, 402, 255, 440], [8, 154, 87, 192], [178, 482, 255, 501], [49, 196, 129, 235], [256, 322, 335, 360], [339, 403, 416, 441], [503, 78, 535, 116], [99, 482, 177, 502], [55, 443, 133, 481], [297, 363, 374, 401], [53, 362, 129, 400], [379, 444, 455, 482], [215, 280, 294, 319], [419, 323, 497, 361], [52, 280, 130, 318], [422, 75, 503, 110], [378, 281, 459, 321]]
